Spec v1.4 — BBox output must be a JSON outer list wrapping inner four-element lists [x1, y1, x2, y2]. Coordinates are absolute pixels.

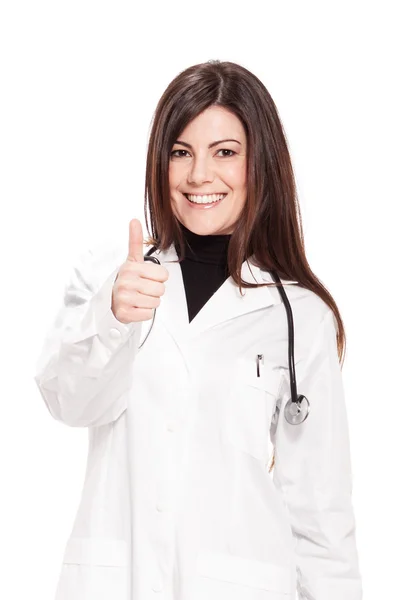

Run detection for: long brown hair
[[142, 60, 346, 472]]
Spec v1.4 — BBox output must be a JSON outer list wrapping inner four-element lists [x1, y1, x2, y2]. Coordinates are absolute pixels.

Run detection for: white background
[[1, 1, 398, 598]]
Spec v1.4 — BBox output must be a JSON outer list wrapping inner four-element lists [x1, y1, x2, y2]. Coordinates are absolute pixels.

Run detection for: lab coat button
[[109, 328, 121, 340], [156, 502, 164, 512], [166, 420, 176, 432], [152, 579, 163, 592]]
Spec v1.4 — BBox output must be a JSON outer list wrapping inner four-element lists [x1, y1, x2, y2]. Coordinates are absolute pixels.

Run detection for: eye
[[170, 149, 236, 158], [170, 149, 190, 158], [216, 149, 236, 157]]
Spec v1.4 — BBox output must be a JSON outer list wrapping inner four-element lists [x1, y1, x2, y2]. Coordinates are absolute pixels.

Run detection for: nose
[[187, 154, 214, 186]]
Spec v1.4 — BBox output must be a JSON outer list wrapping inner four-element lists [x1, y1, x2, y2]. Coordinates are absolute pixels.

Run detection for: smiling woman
[[35, 59, 362, 600]]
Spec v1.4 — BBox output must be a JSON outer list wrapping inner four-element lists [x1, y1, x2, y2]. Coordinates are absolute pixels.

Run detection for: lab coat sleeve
[[34, 244, 143, 428], [270, 308, 363, 600]]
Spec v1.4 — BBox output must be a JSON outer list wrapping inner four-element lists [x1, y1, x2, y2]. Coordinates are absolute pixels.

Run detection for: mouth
[[183, 193, 228, 207]]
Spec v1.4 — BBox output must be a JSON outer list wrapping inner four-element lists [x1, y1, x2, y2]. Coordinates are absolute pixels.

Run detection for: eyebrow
[[173, 138, 242, 149]]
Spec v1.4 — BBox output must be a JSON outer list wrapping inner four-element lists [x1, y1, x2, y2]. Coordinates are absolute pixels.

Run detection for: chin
[[186, 222, 233, 236]]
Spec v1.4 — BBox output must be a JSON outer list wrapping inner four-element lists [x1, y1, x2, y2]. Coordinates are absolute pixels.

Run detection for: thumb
[[127, 218, 144, 263]]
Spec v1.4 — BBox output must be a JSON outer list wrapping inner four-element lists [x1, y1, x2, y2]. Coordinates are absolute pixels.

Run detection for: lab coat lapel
[[151, 243, 278, 343]]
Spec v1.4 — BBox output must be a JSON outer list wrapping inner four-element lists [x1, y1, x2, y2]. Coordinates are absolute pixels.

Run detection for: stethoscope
[[140, 246, 310, 425]]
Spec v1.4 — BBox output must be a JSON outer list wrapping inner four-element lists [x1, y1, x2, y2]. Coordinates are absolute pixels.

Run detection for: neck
[[177, 222, 231, 266]]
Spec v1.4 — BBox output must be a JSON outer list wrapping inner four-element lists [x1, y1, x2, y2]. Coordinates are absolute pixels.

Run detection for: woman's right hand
[[111, 219, 169, 324]]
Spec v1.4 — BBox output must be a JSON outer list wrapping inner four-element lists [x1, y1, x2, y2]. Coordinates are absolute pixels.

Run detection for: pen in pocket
[[256, 354, 264, 377]]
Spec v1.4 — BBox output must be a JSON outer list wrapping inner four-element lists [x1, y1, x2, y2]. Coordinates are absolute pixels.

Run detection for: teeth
[[186, 193, 226, 204]]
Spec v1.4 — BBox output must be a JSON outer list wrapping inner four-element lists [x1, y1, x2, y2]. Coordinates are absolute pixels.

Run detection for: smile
[[183, 193, 227, 205]]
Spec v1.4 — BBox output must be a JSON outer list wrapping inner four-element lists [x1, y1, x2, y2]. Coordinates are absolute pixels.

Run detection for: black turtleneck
[[176, 222, 231, 323]]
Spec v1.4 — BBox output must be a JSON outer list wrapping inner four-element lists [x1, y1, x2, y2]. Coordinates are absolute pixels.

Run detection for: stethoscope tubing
[[268, 270, 310, 425], [141, 248, 309, 425]]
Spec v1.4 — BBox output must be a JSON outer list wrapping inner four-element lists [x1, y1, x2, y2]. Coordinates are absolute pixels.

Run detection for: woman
[[34, 60, 363, 600]]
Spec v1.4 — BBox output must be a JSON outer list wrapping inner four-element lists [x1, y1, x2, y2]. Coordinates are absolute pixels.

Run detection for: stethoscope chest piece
[[284, 394, 310, 425]]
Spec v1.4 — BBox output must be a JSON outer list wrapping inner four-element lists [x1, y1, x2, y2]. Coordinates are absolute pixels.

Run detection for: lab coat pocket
[[194, 550, 292, 599], [223, 357, 281, 462], [54, 537, 129, 600]]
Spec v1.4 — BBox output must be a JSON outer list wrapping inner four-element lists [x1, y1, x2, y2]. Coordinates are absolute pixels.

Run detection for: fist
[[111, 219, 169, 324]]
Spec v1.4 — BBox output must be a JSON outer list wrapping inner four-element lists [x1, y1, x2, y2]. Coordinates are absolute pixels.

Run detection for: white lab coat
[[34, 239, 363, 600]]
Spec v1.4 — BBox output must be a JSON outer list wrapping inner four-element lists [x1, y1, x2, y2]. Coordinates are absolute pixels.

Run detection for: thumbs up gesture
[[111, 219, 169, 324]]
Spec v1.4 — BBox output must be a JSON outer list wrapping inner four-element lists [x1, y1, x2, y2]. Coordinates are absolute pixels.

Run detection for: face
[[169, 106, 247, 235]]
